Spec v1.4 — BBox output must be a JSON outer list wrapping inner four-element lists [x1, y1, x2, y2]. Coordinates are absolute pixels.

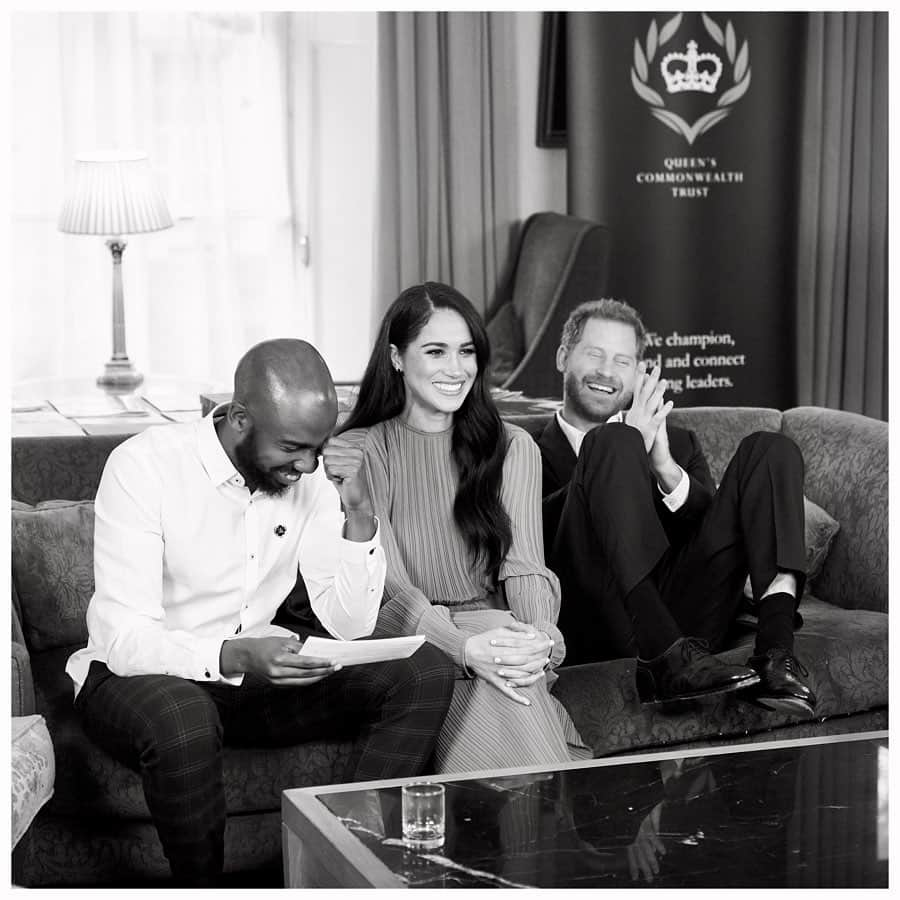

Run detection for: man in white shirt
[[538, 300, 814, 714], [67, 339, 455, 886]]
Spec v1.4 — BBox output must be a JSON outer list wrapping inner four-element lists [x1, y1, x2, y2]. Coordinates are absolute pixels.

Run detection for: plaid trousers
[[75, 643, 455, 885]]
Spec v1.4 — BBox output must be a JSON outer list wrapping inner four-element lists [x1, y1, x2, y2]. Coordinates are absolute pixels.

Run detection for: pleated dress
[[355, 416, 589, 774]]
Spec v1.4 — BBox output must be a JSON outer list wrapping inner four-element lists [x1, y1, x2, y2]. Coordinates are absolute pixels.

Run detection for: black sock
[[754, 592, 796, 655], [625, 576, 682, 659]]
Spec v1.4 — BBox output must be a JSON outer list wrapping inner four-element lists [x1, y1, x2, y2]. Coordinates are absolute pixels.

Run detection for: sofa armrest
[[783, 407, 888, 613], [12, 641, 35, 718]]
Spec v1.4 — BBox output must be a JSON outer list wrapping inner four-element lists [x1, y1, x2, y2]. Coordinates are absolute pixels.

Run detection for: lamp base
[[97, 359, 144, 393]]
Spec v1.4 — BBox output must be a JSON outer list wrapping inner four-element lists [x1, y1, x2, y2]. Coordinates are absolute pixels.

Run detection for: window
[[11, 11, 376, 386]]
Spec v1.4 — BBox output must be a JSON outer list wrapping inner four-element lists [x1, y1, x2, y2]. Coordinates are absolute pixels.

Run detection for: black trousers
[[551, 426, 806, 665], [75, 643, 455, 885]]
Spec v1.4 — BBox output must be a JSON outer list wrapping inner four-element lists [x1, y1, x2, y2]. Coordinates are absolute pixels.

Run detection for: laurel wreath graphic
[[630, 13, 751, 146]]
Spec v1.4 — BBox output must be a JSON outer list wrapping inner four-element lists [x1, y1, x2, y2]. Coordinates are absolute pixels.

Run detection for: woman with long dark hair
[[341, 282, 586, 773]]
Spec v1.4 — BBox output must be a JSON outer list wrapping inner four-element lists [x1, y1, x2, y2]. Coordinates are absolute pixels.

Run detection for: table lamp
[[58, 151, 173, 391]]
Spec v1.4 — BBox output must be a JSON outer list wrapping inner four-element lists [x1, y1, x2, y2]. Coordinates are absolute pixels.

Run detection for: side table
[[12, 375, 225, 438]]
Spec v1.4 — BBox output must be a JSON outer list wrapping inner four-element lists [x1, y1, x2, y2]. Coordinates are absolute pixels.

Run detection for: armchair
[[486, 211, 610, 398]]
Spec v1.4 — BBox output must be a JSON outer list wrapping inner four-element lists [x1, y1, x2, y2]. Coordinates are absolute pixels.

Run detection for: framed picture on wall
[[536, 12, 567, 148]]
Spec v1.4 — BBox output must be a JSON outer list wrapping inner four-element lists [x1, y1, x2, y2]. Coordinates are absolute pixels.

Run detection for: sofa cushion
[[11, 501, 94, 652], [555, 596, 887, 758], [486, 302, 524, 386], [804, 496, 840, 580], [12, 434, 130, 505]]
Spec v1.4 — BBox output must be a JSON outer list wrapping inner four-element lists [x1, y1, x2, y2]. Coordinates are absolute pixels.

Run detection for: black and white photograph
[[8, 7, 888, 890]]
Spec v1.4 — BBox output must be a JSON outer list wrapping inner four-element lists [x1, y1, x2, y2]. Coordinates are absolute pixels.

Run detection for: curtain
[[374, 12, 520, 319], [11, 12, 307, 387], [795, 12, 888, 420]]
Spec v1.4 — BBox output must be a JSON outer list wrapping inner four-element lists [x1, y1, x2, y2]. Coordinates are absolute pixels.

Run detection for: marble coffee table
[[282, 730, 887, 888]]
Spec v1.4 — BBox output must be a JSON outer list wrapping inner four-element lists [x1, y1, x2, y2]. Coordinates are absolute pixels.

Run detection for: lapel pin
[[274, 525, 286, 537]]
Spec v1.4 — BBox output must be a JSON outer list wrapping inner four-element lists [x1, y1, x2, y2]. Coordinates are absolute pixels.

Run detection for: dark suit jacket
[[537, 416, 716, 553]]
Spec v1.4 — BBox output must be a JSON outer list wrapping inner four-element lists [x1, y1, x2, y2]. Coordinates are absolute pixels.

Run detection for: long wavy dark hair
[[341, 282, 512, 583]]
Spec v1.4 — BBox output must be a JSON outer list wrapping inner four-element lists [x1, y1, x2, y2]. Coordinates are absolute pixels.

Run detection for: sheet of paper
[[12, 401, 51, 413], [49, 394, 149, 418], [158, 410, 201, 423], [297, 635, 425, 666], [142, 391, 204, 413], [77, 414, 171, 435], [11, 410, 86, 437]]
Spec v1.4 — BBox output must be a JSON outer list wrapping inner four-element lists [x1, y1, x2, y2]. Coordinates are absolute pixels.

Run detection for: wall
[[295, 12, 377, 383], [510, 12, 567, 223]]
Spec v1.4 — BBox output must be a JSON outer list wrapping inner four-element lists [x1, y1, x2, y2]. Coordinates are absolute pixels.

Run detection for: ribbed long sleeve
[[357, 418, 565, 670], [498, 430, 566, 668]]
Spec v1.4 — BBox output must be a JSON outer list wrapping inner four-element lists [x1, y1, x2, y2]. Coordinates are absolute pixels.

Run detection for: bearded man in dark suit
[[540, 299, 815, 712]]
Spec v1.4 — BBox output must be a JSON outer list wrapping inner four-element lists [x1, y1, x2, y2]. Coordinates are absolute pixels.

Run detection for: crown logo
[[661, 41, 723, 94], [631, 14, 751, 146]]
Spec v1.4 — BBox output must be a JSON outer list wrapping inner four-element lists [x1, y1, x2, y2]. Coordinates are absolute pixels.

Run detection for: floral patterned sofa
[[10, 405, 887, 886]]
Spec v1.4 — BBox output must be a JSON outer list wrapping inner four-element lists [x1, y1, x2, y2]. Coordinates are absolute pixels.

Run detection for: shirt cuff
[[658, 465, 689, 512], [197, 636, 244, 686], [339, 515, 382, 558]]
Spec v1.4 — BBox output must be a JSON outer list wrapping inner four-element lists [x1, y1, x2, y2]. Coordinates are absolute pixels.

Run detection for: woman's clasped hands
[[463, 620, 553, 706]]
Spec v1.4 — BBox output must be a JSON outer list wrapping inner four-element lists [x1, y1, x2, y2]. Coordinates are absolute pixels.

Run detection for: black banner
[[567, 11, 807, 408]]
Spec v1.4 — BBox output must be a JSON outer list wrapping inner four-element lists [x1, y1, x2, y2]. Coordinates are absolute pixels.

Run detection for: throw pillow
[[804, 495, 840, 581], [11, 500, 94, 652], [736, 493, 839, 603], [485, 303, 524, 387]]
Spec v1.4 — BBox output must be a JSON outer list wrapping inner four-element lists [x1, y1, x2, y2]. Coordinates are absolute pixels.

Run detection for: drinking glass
[[401, 781, 445, 849]]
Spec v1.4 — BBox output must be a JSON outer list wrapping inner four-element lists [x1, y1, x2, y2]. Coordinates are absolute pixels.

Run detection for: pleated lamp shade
[[58, 151, 173, 236]]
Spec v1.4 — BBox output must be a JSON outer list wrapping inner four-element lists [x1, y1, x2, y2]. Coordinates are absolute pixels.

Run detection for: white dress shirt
[[66, 405, 385, 695], [555, 410, 689, 511]]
